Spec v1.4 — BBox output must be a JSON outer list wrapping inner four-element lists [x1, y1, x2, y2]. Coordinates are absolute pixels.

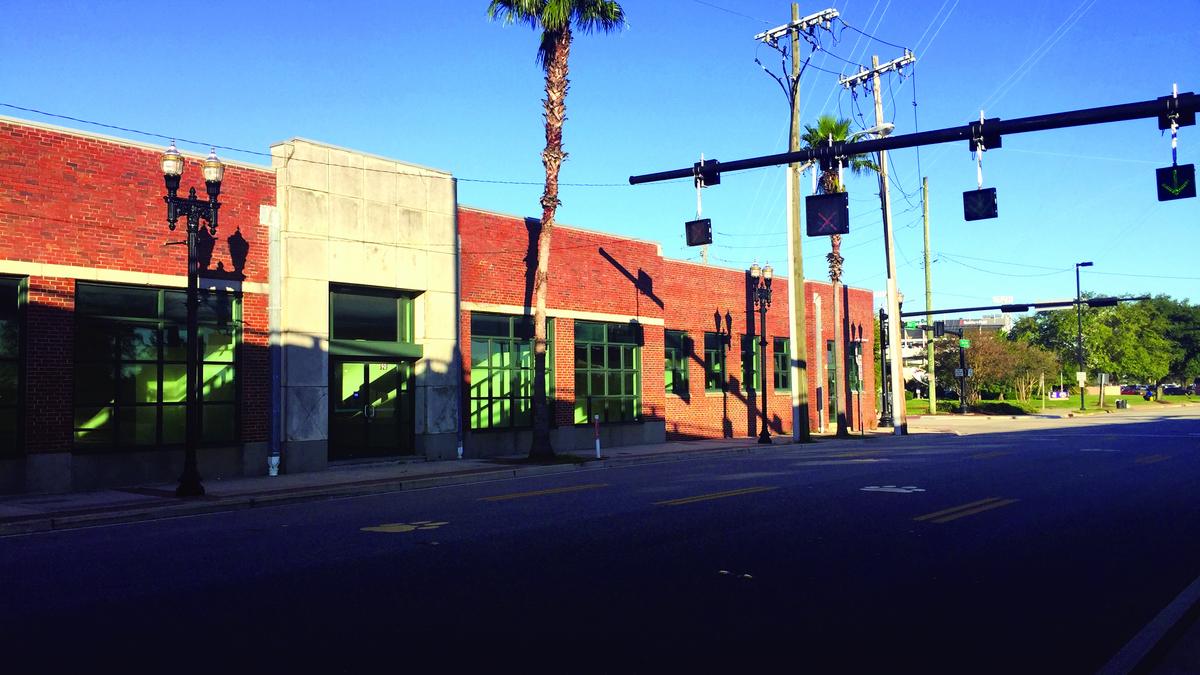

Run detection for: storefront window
[[74, 283, 240, 447], [0, 278, 20, 453], [469, 313, 553, 430], [574, 321, 641, 424], [664, 330, 689, 397]]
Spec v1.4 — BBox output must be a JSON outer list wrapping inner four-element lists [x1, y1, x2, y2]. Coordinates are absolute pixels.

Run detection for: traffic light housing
[[806, 192, 850, 236], [1156, 164, 1196, 201], [933, 320, 945, 337], [684, 218, 712, 246], [963, 188, 998, 221]]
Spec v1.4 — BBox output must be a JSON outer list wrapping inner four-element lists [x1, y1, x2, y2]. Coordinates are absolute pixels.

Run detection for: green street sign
[[959, 338, 971, 348], [904, 321, 919, 330]]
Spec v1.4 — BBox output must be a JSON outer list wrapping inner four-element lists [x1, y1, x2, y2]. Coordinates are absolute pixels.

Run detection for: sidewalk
[[0, 432, 888, 537]]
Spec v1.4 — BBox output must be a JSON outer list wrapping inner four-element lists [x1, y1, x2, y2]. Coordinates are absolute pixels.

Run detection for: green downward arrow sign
[[1157, 164, 1197, 201], [1163, 168, 1191, 196]]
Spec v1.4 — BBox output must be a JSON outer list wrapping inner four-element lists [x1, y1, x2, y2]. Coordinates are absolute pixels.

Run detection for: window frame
[[468, 313, 555, 432], [741, 334, 763, 392], [574, 321, 642, 425], [703, 332, 725, 392], [0, 276, 24, 456], [773, 337, 791, 392], [72, 282, 242, 451], [664, 329, 689, 398]]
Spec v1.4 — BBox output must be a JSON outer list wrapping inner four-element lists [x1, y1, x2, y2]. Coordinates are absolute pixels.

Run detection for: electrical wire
[[0, 101, 669, 189], [836, 17, 910, 51], [690, 0, 770, 24]]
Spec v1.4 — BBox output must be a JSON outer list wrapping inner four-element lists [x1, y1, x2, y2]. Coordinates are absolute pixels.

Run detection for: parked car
[[1120, 385, 1142, 395], [1163, 385, 1187, 396]]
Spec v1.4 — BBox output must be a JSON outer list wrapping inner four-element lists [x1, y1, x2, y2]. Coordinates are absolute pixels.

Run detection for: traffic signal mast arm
[[629, 92, 1198, 185], [896, 296, 1150, 319]]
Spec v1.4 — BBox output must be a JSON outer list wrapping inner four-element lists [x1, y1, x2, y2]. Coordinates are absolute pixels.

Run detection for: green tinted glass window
[[0, 278, 20, 454], [741, 335, 762, 392], [574, 321, 641, 424], [773, 337, 791, 391], [74, 283, 241, 448], [469, 313, 554, 431], [704, 332, 725, 392], [664, 330, 689, 397]]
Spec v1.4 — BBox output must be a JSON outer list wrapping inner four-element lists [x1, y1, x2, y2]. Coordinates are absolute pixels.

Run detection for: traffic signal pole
[[922, 177, 935, 415], [868, 55, 908, 436]]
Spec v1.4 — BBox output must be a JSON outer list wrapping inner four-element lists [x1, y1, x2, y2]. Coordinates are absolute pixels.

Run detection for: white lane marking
[[861, 485, 926, 494], [1081, 448, 1120, 453]]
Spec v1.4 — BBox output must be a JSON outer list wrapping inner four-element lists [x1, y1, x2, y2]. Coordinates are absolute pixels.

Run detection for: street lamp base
[[757, 431, 772, 444], [175, 473, 206, 498]]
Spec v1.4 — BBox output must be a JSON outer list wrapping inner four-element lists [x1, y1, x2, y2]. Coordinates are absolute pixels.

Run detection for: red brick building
[[0, 115, 877, 494], [459, 206, 876, 455], [0, 117, 275, 493]]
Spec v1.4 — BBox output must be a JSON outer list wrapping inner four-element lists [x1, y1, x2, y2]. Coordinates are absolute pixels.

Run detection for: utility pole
[[788, 4, 809, 441], [756, 4, 838, 442], [842, 52, 915, 435], [922, 176, 935, 415]]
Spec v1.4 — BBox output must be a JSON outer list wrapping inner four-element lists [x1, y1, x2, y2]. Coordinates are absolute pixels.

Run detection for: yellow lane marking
[[971, 451, 1011, 460], [914, 498, 1019, 524], [479, 483, 609, 502], [929, 499, 1019, 523], [655, 486, 777, 507], [914, 497, 1005, 522], [1135, 454, 1172, 465], [829, 450, 884, 458], [361, 520, 448, 533]]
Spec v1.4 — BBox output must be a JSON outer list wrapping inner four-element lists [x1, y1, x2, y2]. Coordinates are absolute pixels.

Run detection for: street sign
[[967, 368, 974, 376], [1075, 371, 1087, 385], [806, 192, 850, 236], [684, 218, 712, 246], [963, 187, 998, 221], [904, 320, 919, 330], [959, 338, 971, 348], [954, 368, 964, 377], [1157, 163, 1196, 201]]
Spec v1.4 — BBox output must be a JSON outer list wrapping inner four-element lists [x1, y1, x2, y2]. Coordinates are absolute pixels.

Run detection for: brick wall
[[459, 206, 876, 441], [0, 120, 274, 283], [24, 277, 74, 453], [0, 119, 275, 456]]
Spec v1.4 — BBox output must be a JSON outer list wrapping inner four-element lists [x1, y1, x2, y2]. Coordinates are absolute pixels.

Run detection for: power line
[[836, 17, 910, 52], [0, 102, 665, 189], [690, 0, 770, 24]]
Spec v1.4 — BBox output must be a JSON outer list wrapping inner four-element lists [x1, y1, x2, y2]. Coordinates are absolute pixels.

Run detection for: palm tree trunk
[[530, 26, 572, 460], [828, 233, 849, 436]]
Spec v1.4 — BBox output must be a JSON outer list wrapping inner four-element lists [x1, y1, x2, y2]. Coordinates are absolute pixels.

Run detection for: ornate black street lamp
[[161, 142, 224, 497], [749, 263, 773, 444]]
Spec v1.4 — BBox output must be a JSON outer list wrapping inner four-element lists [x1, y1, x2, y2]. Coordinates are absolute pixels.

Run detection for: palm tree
[[488, 0, 625, 459], [801, 115, 876, 437]]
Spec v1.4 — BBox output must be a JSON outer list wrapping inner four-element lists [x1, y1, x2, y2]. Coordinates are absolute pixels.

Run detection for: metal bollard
[[594, 414, 601, 459]]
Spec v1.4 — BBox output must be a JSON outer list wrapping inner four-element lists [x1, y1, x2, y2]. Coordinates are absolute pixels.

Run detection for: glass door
[[330, 359, 414, 460]]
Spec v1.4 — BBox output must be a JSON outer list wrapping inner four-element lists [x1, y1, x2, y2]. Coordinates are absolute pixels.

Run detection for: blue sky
[[2, 1, 1197, 315]]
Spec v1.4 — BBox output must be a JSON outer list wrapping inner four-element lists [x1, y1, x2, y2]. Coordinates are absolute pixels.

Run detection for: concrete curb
[[0, 440, 804, 537]]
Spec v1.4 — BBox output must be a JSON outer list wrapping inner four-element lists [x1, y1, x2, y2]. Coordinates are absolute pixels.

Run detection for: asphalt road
[[3, 410, 1199, 673]]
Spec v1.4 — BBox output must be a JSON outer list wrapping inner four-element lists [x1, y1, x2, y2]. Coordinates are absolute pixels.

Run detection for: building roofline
[[458, 204, 664, 255], [271, 137, 452, 176], [0, 113, 272, 173]]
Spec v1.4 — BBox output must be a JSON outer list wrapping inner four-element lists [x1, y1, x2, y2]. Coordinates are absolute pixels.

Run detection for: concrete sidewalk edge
[[1097, 568, 1200, 674], [0, 439, 814, 536]]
